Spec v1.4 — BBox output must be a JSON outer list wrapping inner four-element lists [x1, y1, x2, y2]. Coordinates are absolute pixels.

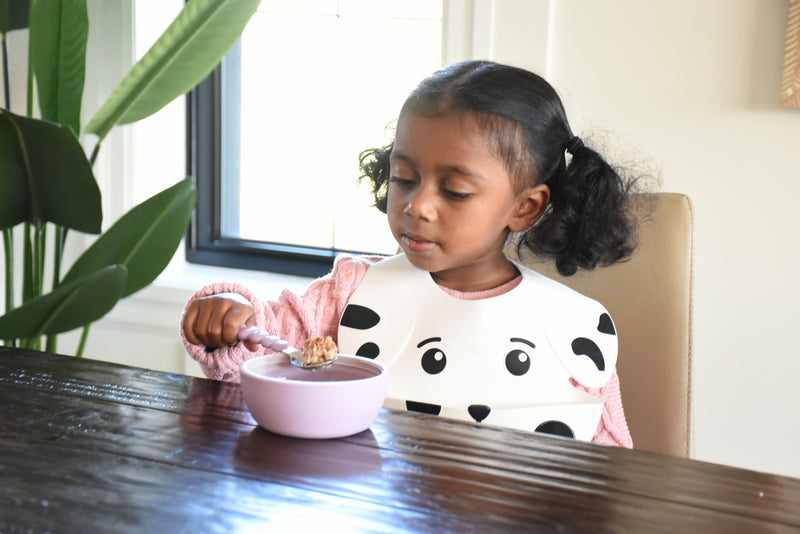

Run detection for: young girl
[[182, 60, 636, 448]]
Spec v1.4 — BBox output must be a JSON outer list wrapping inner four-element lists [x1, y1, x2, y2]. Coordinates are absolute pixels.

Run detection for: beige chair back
[[509, 193, 694, 457]]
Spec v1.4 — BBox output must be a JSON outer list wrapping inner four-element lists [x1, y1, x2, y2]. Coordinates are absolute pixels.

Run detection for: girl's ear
[[509, 184, 550, 232]]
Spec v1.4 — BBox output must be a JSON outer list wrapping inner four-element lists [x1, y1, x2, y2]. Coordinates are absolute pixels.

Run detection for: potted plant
[[0, 0, 260, 356]]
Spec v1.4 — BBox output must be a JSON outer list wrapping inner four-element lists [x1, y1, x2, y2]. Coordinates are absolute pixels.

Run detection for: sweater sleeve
[[572, 369, 633, 448], [179, 254, 381, 382]]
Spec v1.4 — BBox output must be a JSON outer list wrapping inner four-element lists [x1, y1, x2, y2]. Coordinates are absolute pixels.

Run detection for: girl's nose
[[403, 187, 436, 221]]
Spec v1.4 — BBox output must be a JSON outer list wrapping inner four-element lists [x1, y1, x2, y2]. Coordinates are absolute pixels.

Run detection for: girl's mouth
[[402, 234, 437, 252]]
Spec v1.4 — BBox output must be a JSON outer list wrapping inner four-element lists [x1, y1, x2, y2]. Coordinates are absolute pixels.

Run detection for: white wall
[[543, 0, 800, 480], [3, 0, 799, 479], [473, 0, 800, 479]]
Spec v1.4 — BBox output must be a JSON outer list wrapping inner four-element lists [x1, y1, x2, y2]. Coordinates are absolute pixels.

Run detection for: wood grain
[[1, 347, 798, 533]]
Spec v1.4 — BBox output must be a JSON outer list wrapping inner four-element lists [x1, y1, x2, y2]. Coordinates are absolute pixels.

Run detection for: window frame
[[185, 56, 340, 279], [184, 2, 473, 278]]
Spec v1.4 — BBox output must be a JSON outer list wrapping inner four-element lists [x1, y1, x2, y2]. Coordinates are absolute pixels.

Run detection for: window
[[186, 1, 445, 277]]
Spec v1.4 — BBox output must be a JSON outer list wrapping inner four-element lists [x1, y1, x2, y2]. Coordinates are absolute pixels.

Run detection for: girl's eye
[[444, 189, 472, 200], [389, 177, 415, 187]]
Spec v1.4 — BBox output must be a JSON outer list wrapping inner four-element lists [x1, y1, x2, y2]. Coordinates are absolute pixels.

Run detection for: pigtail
[[358, 143, 393, 214], [519, 139, 636, 276]]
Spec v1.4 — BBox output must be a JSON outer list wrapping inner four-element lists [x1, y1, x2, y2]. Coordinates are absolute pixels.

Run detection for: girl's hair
[[359, 60, 637, 276]]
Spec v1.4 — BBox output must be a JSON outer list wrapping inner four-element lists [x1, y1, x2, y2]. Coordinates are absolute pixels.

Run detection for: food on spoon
[[303, 336, 338, 366]]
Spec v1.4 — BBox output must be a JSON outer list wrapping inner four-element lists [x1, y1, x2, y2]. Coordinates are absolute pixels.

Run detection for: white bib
[[337, 254, 618, 441]]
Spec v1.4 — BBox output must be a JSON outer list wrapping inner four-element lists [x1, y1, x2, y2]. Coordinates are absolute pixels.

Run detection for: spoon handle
[[237, 325, 297, 352], [237, 325, 335, 370]]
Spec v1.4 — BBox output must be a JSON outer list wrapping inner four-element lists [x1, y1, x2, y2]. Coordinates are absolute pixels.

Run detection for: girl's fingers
[[221, 307, 246, 346], [184, 295, 256, 349], [183, 315, 199, 345], [195, 303, 218, 347], [182, 303, 203, 345]]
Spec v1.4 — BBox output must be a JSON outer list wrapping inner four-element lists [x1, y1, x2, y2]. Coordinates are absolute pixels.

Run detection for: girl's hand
[[183, 293, 259, 351]]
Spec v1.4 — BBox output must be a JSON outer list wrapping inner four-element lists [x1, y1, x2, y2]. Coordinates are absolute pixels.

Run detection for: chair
[[508, 193, 694, 457]]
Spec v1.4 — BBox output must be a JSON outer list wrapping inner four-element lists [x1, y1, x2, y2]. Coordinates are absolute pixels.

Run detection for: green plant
[[0, 0, 260, 355]]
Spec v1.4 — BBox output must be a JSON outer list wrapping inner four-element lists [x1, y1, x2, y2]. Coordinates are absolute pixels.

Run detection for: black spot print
[[468, 404, 491, 422], [505, 349, 531, 376], [355, 342, 379, 359], [571, 337, 606, 371], [340, 304, 380, 329], [421, 348, 446, 374], [535, 420, 575, 438], [597, 313, 616, 335], [406, 401, 441, 415]]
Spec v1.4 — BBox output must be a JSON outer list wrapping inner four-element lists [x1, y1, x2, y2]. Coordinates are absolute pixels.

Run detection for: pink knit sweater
[[181, 254, 633, 448]]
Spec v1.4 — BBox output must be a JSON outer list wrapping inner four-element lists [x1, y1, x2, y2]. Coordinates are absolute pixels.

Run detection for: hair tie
[[565, 135, 584, 155]]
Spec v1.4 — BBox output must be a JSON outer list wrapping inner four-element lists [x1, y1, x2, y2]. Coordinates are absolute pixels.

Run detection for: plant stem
[[21, 223, 45, 350], [2, 33, 10, 110], [45, 332, 57, 353], [26, 24, 33, 117], [28, 223, 44, 298], [53, 225, 67, 288], [2, 229, 14, 347], [2, 229, 12, 311], [22, 0, 36, 347], [76, 324, 91, 358], [36, 224, 45, 295], [45, 225, 68, 353], [22, 223, 32, 302], [33, 224, 46, 351], [1, 35, 13, 346], [89, 141, 101, 167]]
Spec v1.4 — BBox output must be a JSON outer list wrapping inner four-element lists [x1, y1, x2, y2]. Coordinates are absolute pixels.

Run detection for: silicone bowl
[[240, 353, 388, 439]]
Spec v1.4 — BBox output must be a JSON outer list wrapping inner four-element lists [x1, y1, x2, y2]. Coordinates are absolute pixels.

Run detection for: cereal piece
[[303, 336, 338, 365]]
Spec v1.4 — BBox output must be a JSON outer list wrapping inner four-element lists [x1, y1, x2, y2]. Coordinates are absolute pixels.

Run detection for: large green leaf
[[29, 0, 88, 135], [0, 0, 29, 34], [62, 178, 196, 297], [0, 110, 101, 232], [0, 264, 127, 338], [84, 0, 259, 141]]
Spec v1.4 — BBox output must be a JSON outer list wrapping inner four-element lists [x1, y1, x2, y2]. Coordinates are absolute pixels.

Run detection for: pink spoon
[[237, 325, 336, 370]]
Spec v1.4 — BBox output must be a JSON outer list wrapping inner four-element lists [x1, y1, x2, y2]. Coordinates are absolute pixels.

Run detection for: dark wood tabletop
[[1, 346, 798, 533]]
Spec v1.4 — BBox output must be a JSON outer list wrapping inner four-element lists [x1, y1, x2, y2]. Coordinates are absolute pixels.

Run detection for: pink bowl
[[240, 354, 388, 439]]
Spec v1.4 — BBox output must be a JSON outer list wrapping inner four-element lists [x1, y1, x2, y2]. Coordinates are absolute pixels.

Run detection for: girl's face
[[387, 112, 548, 292]]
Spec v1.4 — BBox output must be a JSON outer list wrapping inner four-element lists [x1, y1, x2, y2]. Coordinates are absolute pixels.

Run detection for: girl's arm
[[573, 369, 633, 448], [180, 254, 381, 382]]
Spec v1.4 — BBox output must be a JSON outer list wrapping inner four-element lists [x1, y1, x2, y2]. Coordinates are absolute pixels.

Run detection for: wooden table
[[1, 347, 798, 533]]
